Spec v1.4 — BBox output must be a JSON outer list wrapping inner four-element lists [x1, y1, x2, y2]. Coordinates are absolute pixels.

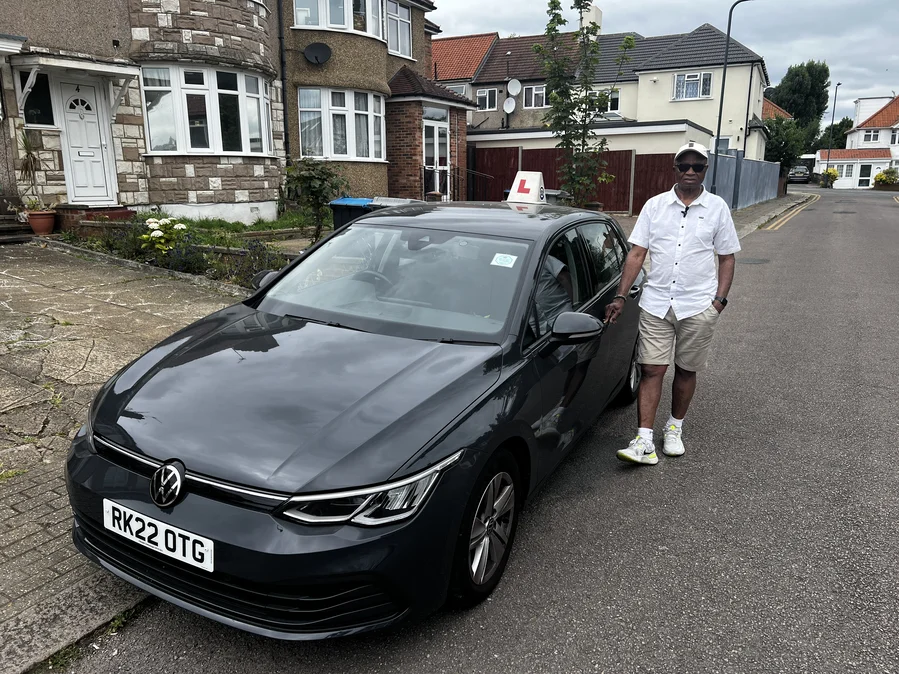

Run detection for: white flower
[[158, 218, 172, 226], [150, 229, 165, 238], [146, 223, 160, 230], [173, 223, 187, 230]]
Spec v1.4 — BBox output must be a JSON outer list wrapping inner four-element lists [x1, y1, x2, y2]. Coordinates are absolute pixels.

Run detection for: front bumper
[[66, 433, 472, 640]]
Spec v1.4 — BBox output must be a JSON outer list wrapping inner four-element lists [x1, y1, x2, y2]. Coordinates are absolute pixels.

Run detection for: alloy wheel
[[469, 472, 515, 586]]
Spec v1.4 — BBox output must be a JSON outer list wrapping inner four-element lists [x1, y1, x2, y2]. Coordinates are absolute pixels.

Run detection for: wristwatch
[[714, 296, 728, 307]]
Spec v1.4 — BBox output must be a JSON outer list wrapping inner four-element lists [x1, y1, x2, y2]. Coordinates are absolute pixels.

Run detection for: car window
[[526, 229, 589, 343], [578, 221, 626, 295], [260, 224, 531, 342]]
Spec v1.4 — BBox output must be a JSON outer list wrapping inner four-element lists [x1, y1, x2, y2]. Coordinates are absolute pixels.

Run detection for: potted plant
[[17, 130, 56, 235]]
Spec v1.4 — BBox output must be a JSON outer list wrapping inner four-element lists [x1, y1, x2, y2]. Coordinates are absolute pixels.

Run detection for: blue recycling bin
[[328, 197, 374, 228]]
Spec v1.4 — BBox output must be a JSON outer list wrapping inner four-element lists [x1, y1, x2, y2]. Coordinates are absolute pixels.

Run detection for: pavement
[[0, 191, 822, 674]]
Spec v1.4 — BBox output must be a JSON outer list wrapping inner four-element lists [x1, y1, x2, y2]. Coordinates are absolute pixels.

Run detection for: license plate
[[103, 499, 214, 572]]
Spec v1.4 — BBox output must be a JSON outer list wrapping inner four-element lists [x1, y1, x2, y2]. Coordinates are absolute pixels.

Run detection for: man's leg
[[638, 364, 668, 428], [671, 365, 697, 419]]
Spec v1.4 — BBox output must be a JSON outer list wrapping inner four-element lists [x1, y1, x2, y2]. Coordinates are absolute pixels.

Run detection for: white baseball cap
[[675, 141, 709, 161]]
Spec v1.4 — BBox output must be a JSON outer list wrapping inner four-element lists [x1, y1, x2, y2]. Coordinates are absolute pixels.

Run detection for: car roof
[[351, 202, 615, 241]]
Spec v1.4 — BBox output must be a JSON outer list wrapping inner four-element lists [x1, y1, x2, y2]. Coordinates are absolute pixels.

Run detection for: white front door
[[423, 118, 450, 200], [61, 82, 114, 202]]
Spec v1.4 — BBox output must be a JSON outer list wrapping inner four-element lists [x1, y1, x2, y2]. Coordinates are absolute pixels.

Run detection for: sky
[[430, 0, 899, 126]]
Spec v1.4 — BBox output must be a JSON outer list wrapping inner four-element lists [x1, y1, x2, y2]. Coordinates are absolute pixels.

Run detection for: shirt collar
[[668, 184, 709, 208]]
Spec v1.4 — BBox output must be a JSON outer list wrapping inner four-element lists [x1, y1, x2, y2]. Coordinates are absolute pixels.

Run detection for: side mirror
[[250, 270, 278, 291], [551, 312, 605, 344]]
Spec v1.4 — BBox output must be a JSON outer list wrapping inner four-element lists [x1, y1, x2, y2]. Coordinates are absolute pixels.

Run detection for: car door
[[522, 227, 606, 467], [576, 219, 639, 404]]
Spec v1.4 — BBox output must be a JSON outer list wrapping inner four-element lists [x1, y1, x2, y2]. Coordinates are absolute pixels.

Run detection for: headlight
[[281, 451, 463, 526]]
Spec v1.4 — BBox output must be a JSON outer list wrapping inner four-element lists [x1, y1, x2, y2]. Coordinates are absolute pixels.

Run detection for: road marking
[[764, 193, 820, 231], [893, 196, 899, 205]]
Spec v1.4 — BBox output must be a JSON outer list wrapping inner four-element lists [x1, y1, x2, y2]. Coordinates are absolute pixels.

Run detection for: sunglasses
[[676, 162, 708, 173]]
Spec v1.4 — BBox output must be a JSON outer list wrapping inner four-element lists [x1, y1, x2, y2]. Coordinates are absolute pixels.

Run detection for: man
[[604, 142, 740, 465]]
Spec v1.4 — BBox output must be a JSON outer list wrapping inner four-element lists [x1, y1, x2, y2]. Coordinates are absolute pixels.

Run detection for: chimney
[[581, 4, 602, 34]]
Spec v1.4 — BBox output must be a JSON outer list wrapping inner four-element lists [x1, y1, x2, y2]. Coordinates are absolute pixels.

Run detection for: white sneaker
[[616, 436, 658, 466], [662, 424, 685, 457]]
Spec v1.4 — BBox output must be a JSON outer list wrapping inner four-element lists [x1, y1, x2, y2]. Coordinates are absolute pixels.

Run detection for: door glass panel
[[145, 90, 178, 151], [424, 125, 435, 166], [438, 127, 448, 167], [578, 222, 626, 294], [186, 94, 210, 149]]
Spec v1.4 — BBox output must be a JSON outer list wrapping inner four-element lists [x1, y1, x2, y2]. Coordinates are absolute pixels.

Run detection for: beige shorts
[[638, 305, 721, 372]]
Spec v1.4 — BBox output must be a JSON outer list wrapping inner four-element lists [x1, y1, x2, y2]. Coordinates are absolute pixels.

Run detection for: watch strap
[[714, 296, 728, 306]]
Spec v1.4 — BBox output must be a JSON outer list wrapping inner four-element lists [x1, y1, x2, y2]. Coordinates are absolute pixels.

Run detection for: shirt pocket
[[693, 219, 716, 247]]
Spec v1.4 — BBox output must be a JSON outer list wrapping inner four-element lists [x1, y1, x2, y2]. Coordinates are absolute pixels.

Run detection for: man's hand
[[713, 300, 724, 314], [604, 297, 625, 324]]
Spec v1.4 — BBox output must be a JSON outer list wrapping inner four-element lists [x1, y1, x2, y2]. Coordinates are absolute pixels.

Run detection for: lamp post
[[711, 0, 754, 195], [825, 81, 842, 174]]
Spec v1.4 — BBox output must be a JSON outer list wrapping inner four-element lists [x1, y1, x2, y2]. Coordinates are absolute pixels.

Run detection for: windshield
[[258, 223, 532, 342]]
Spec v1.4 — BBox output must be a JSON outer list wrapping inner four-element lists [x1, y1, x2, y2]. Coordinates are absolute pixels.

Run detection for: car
[[788, 165, 811, 183], [66, 199, 644, 640]]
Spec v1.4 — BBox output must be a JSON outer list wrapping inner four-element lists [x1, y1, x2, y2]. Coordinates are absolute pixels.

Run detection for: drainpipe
[[276, 0, 291, 162], [742, 63, 754, 154]]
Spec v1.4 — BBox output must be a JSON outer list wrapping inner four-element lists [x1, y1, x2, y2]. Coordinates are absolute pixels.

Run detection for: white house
[[845, 95, 899, 166]]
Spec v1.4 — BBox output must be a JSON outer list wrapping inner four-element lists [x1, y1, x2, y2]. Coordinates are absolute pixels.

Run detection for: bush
[[874, 168, 898, 185], [284, 159, 348, 243], [820, 168, 839, 188], [206, 239, 289, 288]]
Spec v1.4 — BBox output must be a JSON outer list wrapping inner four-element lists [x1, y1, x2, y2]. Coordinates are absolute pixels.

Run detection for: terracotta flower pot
[[27, 211, 55, 236]]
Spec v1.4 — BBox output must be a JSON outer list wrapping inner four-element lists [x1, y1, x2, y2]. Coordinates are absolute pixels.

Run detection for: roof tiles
[[432, 33, 498, 81]]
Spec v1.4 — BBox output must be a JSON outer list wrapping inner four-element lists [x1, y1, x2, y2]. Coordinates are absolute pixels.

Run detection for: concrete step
[[0, 233, 33, 245], [0, 221, 31, 232]]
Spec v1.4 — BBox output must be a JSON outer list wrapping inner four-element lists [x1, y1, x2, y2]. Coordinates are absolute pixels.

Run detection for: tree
[[534, 1, 633, 207], [764, 117, 806, 176], [811, 116, 853, 153], [767, 61, 831, 129], [283, 159, 349, 243]]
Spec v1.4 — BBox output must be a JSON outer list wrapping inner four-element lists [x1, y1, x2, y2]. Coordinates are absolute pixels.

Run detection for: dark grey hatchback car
[[66, 202, 643, 639]]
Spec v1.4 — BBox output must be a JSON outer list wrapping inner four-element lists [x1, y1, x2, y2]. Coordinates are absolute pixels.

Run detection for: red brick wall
[[451, 108, 468, 200], [386, 102, 423, 199]]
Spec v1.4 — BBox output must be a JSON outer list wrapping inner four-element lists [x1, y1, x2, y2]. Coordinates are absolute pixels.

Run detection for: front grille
[[76, 514, 404, 634]]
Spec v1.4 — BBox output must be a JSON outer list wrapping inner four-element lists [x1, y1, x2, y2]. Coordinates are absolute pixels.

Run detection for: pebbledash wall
[[128, 0, 286, 222]]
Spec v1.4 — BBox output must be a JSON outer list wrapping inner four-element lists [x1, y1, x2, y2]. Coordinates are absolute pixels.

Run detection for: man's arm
[[557, 268, 574, 302], [713, 254, 735, 312], [604, 245, 647, 324]]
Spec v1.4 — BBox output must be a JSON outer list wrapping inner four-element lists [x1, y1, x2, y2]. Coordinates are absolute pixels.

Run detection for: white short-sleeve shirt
[[629, 186, 741, 320]]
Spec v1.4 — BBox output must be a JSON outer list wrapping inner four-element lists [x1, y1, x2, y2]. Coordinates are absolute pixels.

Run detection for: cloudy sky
[[431, 0, 899, 124]]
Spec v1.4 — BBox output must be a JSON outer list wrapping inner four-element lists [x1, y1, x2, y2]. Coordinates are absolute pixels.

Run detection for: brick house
[[283, 0, 474, 200], [0, 0, 285, 225]]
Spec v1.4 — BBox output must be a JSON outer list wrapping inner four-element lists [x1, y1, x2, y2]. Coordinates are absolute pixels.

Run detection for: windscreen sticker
[[491, 253, 518, 268]]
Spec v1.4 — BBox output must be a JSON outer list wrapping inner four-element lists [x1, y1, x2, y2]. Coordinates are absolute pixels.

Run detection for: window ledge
[[142, 152, 280, 159], [23, 125, 61, 132], [670, 97, 714, 102], [388, 51, 416, 63], [303, 156, 389, 164], [290, 25, 387, 45]]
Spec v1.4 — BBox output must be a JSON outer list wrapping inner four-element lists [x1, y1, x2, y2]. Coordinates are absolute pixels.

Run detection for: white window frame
[[140, 64, 273, 156], [524, 85, 547, 109], [589, 88, 619, 113], [836, 164, 844, 178], [892, 129, 898, 145], [14, 70, 59, 129], [476, 88, 497, 111], [863, 130, 880, 143], [293, 0, 384, 40], [844, 163, 854, 178], [297, 87, 387, 162], [444, 84, 466, 97], [386, 0, 412, 58], [673, 72, 713, 101]]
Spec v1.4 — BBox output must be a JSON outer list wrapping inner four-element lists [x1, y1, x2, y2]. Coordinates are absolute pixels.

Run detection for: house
[[762, 98, 792, 120], [815, 94, 898, 188], [430, 32, 498, 105], [284, 0, 475, 201], [0, 0, 286, 225], [442, 17, 770, 161]]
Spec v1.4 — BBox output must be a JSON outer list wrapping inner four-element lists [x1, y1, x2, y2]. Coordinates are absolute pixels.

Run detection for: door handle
[[628, 285, 640, 299]]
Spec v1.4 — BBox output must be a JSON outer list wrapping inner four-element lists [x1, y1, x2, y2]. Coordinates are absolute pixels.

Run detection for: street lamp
[[711, 0, 755, 196], [825, 82, 842, 174]]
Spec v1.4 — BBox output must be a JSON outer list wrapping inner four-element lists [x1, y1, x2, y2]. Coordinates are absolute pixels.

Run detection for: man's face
[[674, 151, 708, 188]]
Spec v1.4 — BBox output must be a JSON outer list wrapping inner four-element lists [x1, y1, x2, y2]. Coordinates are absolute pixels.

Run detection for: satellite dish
[[503, 97, 516, 114], [304, 43, 332, 65], [507, 79, 522, 96]]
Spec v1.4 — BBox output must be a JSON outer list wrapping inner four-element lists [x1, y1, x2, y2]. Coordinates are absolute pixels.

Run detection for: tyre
[[448, 448, 521, 608], [615, 341, 641, 405]]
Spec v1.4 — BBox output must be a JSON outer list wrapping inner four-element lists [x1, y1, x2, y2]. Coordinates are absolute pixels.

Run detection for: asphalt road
[[66, 188, 899, 674]]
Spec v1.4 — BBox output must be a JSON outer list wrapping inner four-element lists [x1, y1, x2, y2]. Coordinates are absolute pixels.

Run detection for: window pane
[[218, 93, 243, 151], [355, 113, 370, 157], [331, 91, 346, 107], [329, 0, 346, 25], [525, 89, 533, 107], [399, 21, 411, 56], [438, 127, 448, 167], [19, 73, 55, 126], [674, 74, 685, 99], [373, 115, 382, 158], [145, 90, 178, 151], [701, 73, 712, 97], [143, 67, 171, 87], [684, 79, 699, 98], [245, 75, 260, 95], [217, 71, 239, 91], [388, 17, 399, 51], [373, 95, 381, 114], [247, 96, 263, 152], [295, 0, 320, 25], [424, 125, 434, 166], [399, 4, 409, 19], [352, 0, 366, 31], [332, 113, 348, 154], [299, 88, 321, 108], [578, 222, 625, 293], [370, 0, 381, 37], [300, 110, 323, 156], [184, 71, 205, 86], [423, 106, 448, 121], [387, 1, 398, 13], [354, 92, 368, 111], [186, 94, 210, 149]]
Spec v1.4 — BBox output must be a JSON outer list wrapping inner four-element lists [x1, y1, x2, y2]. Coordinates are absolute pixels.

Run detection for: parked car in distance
[[788, 165, 810, 183], [66, 199, 644, 640]]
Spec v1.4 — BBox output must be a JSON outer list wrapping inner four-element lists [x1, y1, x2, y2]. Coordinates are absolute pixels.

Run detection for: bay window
[[142, 65, 273, 155], [299, 88, 386, 161], [295, 0, 384, 38], [387, 1, 412, 57]]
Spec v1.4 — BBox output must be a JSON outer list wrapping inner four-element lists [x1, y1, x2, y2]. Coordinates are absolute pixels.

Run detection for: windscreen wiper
[[285, 315, 368, 332]]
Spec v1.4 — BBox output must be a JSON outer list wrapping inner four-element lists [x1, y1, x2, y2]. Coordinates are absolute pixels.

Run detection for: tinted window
[[260, 224, 531, 342], [578, 222, 626, 294], [527, 229, 589, 342]]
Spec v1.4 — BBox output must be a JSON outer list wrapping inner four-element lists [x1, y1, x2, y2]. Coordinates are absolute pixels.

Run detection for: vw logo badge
[[150, 461, 186, 508]]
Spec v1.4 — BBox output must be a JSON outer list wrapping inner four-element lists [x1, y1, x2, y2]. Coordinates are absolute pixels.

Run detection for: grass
[[44, 644, 82, 671], [0, 467, 28, 480], [131, 208, 323, 234]]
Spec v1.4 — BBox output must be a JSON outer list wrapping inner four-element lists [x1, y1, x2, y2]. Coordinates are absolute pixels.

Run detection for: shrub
[[284, 159, 348, 243], [820, 168, 839, 188], [874, 168, 898, 185], [207, 239, 289, 288]]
